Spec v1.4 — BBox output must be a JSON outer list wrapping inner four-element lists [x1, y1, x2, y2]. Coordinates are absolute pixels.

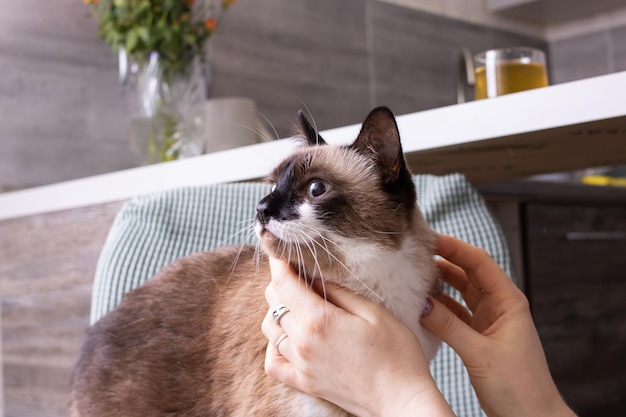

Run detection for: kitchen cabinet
[[480, 181, 626, 417], [526, 203, 626, 416]]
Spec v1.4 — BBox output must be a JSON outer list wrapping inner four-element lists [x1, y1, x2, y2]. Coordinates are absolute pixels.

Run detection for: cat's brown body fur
[[70, 247, 330, 416], [70, 107, 440, 417]]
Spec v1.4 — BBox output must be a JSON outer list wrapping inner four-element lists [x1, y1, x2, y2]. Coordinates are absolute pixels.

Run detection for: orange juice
[[474, 61, 548, 100]]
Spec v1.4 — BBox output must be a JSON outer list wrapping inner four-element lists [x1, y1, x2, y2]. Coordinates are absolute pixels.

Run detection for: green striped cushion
[[92, 173, 514, 417]]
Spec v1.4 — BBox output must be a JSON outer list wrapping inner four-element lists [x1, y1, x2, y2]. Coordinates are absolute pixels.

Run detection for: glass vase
[[124, 51, 206, 164]]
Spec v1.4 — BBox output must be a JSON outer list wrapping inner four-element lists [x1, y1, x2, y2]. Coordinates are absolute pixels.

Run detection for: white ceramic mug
[[204, 97, 272, 153]]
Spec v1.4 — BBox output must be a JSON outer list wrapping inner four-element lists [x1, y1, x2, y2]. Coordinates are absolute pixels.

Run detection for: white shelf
[[1, 71, 625, 221]]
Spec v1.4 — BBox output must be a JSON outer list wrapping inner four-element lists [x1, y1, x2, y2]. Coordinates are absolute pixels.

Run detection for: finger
[[265, 284, 295, 330], [269, 257, 325, 311], [420, 296, 481, 360], [261, 308, 284, 343], [264, 282, 278, 306], [313, 280, 384, 320], [268, 257, 326, 335], [436, 234, 516, 296], [274, 332, 291, 357], [436, 258, 482, 311], [262, 308, 294, 359], [437, 292, 473, 325], [264, 341, 297, 386]]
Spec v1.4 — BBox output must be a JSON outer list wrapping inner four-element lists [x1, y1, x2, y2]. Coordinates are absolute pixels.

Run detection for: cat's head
[[255, 107, 419, 281]]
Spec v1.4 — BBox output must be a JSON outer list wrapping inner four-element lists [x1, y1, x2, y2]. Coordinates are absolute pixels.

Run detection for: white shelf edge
[[1, 71, 625, 221]]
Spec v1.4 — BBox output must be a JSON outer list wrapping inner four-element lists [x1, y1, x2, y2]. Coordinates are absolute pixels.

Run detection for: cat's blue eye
[[308, 180, 329, 198]]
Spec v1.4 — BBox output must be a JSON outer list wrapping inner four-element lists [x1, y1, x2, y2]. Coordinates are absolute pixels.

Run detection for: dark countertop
[[477, 180, 626, 205]]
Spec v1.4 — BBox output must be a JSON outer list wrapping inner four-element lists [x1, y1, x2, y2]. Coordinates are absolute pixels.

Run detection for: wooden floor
[[0, 202, 124, 417]]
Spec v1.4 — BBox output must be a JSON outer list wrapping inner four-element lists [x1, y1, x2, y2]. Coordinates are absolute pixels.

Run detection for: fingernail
[[421, 297, 432, 317]]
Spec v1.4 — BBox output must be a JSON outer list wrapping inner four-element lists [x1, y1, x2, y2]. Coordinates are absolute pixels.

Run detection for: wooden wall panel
[[0, 0, 132, 190], [0, 201, 124, 417], [550, 25, 626, 84], [210, 0, 371, 138], [0, 0, 549, 190]]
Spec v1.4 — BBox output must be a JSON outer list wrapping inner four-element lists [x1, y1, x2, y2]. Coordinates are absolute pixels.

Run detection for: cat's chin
[[256, 227, 282, 259], [255, 223, 293, 261], [257, 235, 323, 281], [255, 223, 276, 242]]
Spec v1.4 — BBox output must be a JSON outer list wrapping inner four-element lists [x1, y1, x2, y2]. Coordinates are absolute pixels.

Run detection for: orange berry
[[205, 18, 217, 31]]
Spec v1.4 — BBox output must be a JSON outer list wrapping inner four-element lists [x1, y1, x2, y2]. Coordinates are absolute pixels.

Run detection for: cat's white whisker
[[298, 229, 324, 289], [299, 227, 338, 269], [295, 240, 307, 283], [297, 228, 331, 330], [229, 122, 275, 145], [227, 238, 255, 284], [299, 224, 344, 257], [255, 110, 280, 142], [309, 235, 384, 303], [227, 226, 256, 275], [217, 218, 257, 250], [276, 218, 383, 302]]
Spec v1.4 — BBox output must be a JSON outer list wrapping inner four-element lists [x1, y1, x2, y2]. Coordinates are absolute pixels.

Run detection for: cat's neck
[[312, 218, 437, 336]]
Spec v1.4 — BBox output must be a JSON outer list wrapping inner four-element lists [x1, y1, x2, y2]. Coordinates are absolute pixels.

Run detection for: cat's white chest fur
[[332, 233, 441, 360]]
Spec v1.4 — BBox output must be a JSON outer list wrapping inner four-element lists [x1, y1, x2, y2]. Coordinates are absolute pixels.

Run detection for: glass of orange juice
[[474, 47, 548, 100]]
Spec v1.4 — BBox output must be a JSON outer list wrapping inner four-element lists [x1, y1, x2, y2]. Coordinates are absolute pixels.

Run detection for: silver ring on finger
[[272, 304, 290, 328], [274, 332, 289, 356]]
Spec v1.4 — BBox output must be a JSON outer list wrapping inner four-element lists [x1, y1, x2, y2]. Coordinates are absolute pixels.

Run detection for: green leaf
[[138, 0, 150, 13], [183, 33, 196, 46], [137, 27, 150, 44], [90, 0, 235, 75], [125, 29, 138, 53]]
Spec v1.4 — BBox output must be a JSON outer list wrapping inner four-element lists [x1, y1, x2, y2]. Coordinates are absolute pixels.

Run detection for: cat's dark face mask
[[254, 107, 417, 274]]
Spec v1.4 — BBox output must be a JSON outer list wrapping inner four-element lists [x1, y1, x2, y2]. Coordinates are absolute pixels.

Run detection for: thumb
[[420, 296, 478, 360], [314, 281, 377, 317]]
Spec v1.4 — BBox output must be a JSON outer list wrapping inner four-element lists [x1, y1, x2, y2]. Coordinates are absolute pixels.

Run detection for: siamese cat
[[70, 107, 440, 417]]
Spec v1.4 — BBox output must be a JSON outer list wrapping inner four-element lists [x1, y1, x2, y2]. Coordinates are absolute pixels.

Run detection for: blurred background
[[1, 0, 625, 191]]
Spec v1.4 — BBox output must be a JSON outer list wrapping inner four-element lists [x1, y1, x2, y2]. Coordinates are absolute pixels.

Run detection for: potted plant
[[84, 0, 236, 163]]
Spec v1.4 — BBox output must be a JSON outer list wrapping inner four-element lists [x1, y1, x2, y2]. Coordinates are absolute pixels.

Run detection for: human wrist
[[515, 387, 577, 417], [544, 395, 577, 417], [378, 380, 455, 417]]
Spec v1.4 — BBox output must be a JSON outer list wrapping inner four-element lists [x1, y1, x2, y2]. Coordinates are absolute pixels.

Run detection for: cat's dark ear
[[352, 106, 406, 183], [297, 109, 327, 146]]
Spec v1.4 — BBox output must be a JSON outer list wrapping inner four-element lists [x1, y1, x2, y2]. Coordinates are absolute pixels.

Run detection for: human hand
[[262, 257, 454, 417], [420, 234, 576, 417]]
